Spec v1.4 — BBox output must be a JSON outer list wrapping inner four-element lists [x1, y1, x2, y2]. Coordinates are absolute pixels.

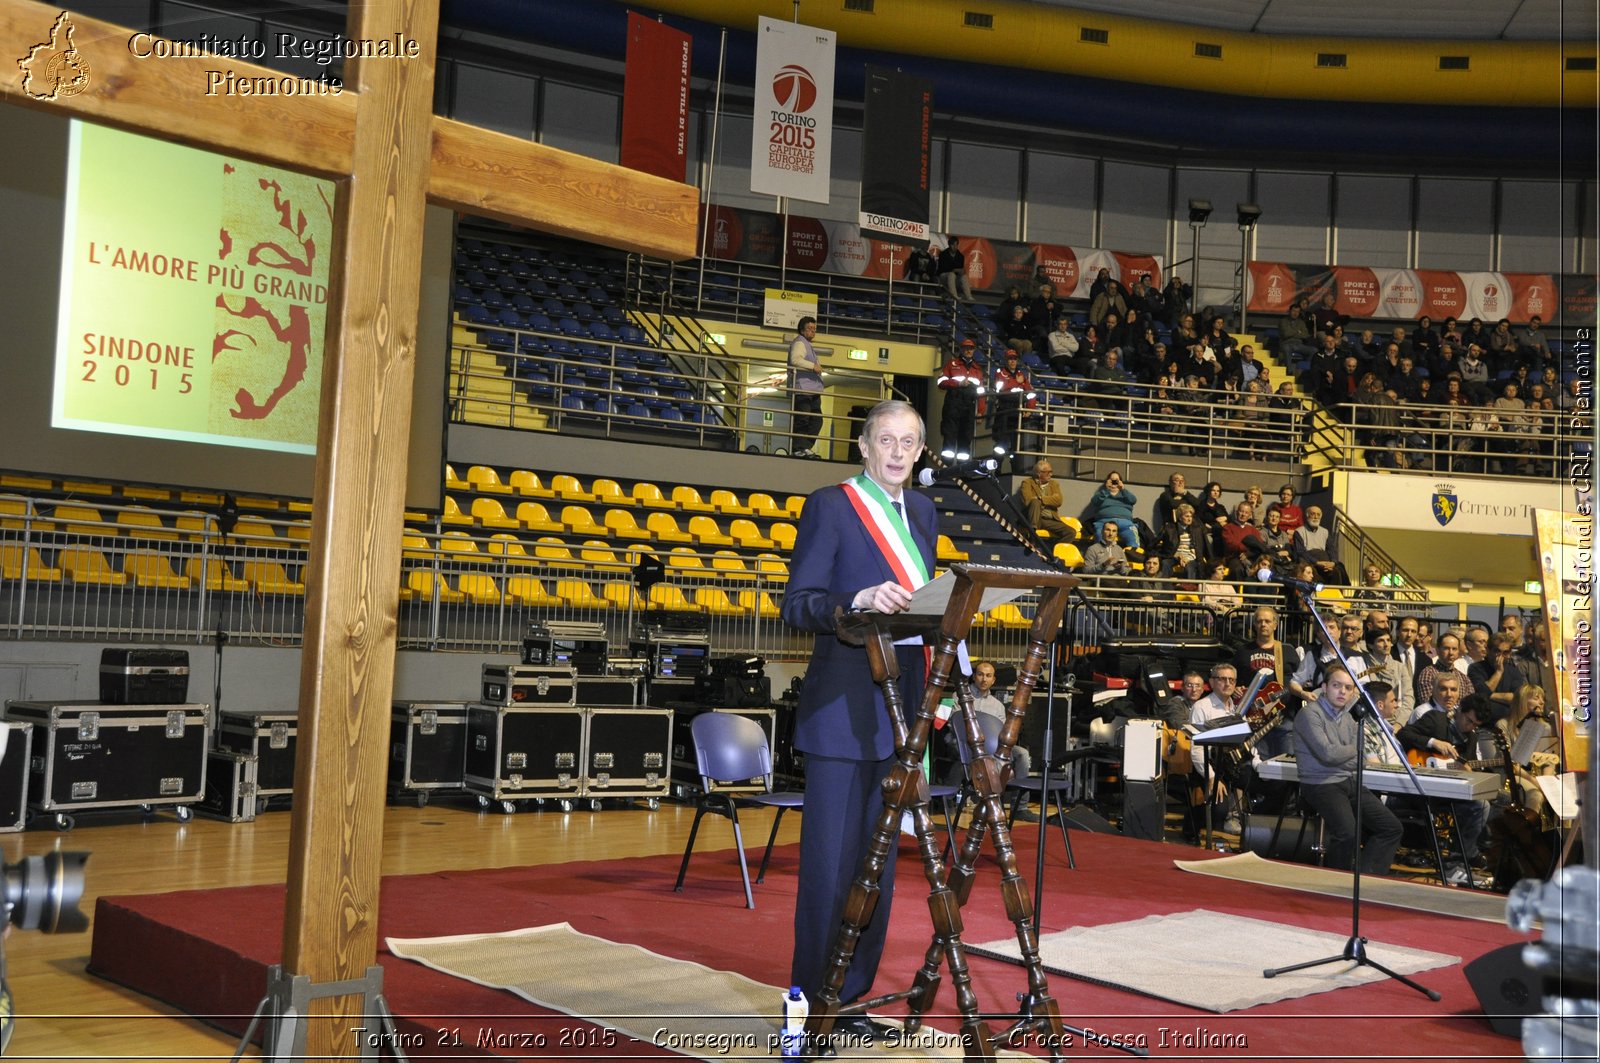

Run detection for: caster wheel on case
[[54, 813, 75, 832], [558, 799, 574, 813], [139, 804, 154, 817], [646, 798, 661, 811], [477, 795, 491, 811], [415, 792, 429, 809], [175, 806, 193, 823], [589, 798, 602, 812], [256, 797, 270, 815], [500, 801, 517, 815]]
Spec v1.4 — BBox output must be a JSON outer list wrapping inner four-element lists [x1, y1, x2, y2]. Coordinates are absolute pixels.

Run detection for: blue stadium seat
[[462, 304, 494, 326]]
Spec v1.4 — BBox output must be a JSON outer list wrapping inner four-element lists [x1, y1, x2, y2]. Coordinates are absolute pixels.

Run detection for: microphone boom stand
[[1261, 585, 1441, 1000]]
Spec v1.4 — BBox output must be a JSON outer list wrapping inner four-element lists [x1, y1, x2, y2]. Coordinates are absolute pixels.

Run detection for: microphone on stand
[[917, 458, 1000, 488]]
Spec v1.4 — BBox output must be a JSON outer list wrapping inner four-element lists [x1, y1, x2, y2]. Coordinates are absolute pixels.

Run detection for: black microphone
[[1259, 571, 1323, 593], [916, 459, 999, 488]]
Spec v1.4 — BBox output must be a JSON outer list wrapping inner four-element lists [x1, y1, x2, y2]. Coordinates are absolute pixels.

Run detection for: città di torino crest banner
[[750, 16, 835, 205]]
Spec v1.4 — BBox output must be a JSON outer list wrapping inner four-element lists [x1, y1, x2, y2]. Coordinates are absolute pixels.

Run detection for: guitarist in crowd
[[1232, 604, 1304, 759], [1397, 682, 1496, 885]]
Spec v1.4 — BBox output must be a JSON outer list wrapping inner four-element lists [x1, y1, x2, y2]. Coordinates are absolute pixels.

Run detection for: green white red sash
[[840, 474, 931, 590]]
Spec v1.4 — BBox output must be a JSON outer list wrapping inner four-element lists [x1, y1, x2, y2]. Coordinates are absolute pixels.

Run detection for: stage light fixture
[[1187, 199, 1213, 225], [1236, 203, 1262, 229]]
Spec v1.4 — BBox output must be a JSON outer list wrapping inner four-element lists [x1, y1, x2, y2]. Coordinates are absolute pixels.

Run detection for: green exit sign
[[847, 348, 869, 361], [1525, 579, 1542, 594]]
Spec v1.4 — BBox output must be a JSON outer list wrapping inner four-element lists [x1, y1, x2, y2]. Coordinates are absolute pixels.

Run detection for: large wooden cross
[[1, 1, 697, 1055]]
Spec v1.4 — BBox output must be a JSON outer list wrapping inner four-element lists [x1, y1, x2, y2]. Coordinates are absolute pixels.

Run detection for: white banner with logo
[[750, 17, 835, 204], [1345, 472, 1573, 536]]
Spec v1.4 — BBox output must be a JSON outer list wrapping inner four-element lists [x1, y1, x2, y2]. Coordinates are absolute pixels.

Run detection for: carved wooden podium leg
[[808, 567, 1078, 1062]]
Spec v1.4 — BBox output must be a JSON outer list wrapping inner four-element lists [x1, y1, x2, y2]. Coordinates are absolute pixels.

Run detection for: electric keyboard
[[1257, 755, 1501, 802]]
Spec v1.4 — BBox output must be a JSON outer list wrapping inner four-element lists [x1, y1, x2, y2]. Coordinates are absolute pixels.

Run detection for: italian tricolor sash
[[840, 475, 931, 590]]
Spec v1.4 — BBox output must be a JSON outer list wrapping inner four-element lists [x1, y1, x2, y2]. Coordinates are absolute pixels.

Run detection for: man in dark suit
[[780, 399, 937, 1038]]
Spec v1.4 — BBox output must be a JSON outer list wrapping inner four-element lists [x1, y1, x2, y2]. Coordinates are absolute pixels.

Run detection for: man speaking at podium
[[780, 399, 938, 1032]]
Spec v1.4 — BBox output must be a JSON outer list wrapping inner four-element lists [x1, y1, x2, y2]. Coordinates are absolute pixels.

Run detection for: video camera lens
[[3, 853, 89, 933]]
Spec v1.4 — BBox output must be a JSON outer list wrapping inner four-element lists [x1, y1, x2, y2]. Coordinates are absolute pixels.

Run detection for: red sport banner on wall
[[620, 13, 691, 182], [1248, 261, 1569, 322]]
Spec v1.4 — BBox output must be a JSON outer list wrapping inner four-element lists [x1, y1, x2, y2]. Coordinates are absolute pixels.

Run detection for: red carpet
[[91, 831, 1527, 1060]]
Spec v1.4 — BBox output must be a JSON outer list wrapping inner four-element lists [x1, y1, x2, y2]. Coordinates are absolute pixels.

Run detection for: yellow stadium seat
[[185, 556, 248, 592], [402, 533, 433, 559], [470, 497, 522, 530], [0, 499, 49, 532], [550, 474, 596, 503], [508, 470, 555, 498], [52, 504, 109, 537], [512, 502, 564, 533], [755, 553, 788, 579], [736, 590, 781, 618], [579, 540, 636, 572], [710, 550, 756, 581], [60, 479, 113, 496], [284, 520, 311, 543], [708, 489, 753, 516], [441, 496, 476, 526], [670, 486, 714, 513], [457, 573, 503, 605], [124, 551, 192, 589], [177, 512, 219, 541], [987, 603, 1032, 630], [404, 570, 464, 604], [645, 512, 693, 544], [466, 465, 512, 494], [1061, 517, 1083, 541], [694, 587, 749, 616], [648, 584, 703, 612], [121, 484, 171, 502], [769, 523, 797, 552], [241, 560, 305, 595], [687, 515, 733, 547], [560, 505, 606, 536], [505, 575, 563, 608], [729, 519, 775, 550], [235, 495, 280, 511], [0, 545, 60, 581], [117, 507, 179, 542], [603, 581, 646, 611], [58, 547, 126, 586], [230, 517, 279, 542], [783, 495, 806, 519], [632, 482, 673, 509], [444, 464, 469, 490], [0, 473, 51, 491], [1053, 542, 1084, 570], [746, 492, 787, 519], [591, 478, 635, 508], [603, 509, 651, 541], [484, 534, 534, 565], [286, 500, 313, 513], [438, 531, 482, 556], [179, 490, 223, 506], [531, 537, 576, 563], [555, 578, 609, 610], [937, 535, 970, 562], [666, 547, 706, 575]]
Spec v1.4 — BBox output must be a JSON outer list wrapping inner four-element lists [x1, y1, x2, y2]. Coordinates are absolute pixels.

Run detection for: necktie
[[892, 501, 903, 520]]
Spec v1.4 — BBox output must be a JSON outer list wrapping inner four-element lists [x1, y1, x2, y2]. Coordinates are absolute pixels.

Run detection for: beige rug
[[969, 909, 1458, 1012], [388, 922, 1033, 1061], [1174, 851, 1514, 925]]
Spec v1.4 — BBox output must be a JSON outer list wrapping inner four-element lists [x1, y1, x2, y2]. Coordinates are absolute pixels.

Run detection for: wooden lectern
[[806, 563, 1079, 1061]]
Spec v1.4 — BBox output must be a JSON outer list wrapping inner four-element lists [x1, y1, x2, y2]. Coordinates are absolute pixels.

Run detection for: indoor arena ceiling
[[1028, 0, 1595, 41]]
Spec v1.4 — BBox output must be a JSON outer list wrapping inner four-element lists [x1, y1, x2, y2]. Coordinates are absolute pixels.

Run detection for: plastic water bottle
[[780, 986, 808, 1058]]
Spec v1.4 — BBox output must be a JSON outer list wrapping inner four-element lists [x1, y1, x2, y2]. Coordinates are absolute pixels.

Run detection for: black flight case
[[389, 701, 469, 807], [214, 708, 298, 807], [4, 700, 209, 830], [464, 703, 585, 813]]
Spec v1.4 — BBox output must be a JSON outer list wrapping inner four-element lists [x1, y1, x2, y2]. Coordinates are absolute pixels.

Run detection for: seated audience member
[[1082, 471, 1139, 549], [1277, 303, 1317, 360], [1517, 316, 1552, 368], [1351, 563, 1393, 606], [937, 237, 974, 302], [967, 659, 1032, 780], [1027, 284, 1062, 352], [1082, 521, 1133, 576], [1411, 315, 1440, 363], [1153, 472, 1201, 530], [1218, 502, 1268, 577], [1259, 507, 1296, 575], [1000, 302, 1033, 355], [1198, 559, 1242, 612], [1197, 480, 1228, 527], [1292, 504, 1350, 585], [1458, 345, 1491, 402], [1045, 316, 1083, 376], [1017, 460, 1072, 541], [1466, 632, 1526, 713], [1265, 484, 1304, 534], [1089, 349, 1133, 402], [1089, 277, 1127, 328], [1155, 502, 1213, 579], [904, 244, 937, 284], [1310, 293, 1347, 339]]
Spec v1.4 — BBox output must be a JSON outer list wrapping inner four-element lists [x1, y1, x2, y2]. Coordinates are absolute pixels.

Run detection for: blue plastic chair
[[674, 713, 805, 909]]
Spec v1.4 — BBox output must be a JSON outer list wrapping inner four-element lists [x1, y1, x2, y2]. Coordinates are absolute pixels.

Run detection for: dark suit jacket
[[780, 484, 938, 762]]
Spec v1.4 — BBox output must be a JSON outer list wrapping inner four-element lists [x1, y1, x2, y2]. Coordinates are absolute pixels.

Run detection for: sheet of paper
[[905, 570, 1031, 616], [1536, 772, 1581, 822], [1509, 717, 1550, 767]]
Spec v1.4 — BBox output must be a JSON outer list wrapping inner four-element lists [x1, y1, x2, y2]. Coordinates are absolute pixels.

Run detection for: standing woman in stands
[[1083, 471, 1140, 549], [788, 316, 825, 459]]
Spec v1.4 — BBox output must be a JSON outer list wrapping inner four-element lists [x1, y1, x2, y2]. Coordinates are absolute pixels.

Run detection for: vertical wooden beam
[[279, 0, 437, 1056]]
